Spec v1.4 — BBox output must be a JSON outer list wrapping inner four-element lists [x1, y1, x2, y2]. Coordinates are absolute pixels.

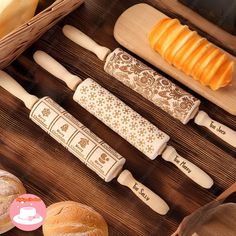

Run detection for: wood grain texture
[[0, 0, 84, 69], [0, 0, 236, 235], [114, 3, 236, 115]]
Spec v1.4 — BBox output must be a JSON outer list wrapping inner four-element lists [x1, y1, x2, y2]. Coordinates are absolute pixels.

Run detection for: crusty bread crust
[[0, 170, 26, 234], [43, 201, 108, 236]]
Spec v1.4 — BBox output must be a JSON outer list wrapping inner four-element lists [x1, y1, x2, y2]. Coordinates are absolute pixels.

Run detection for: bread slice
[[199, 53, 227, 86], [154, 20, 180, 56], [173, 35, 203, 69], [191, 47, 220, 80], [149, 18, 177, 49], [209, 60, 234, 90], [159, 23, 185, 58], [182, 41, 210, 75], [165, 27, 196, 64]]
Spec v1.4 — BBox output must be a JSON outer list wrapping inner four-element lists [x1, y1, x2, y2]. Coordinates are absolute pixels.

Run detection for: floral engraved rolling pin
[[33, 51, 213, 189], [62, 25, 236, 149], [0, 70, 170, 215]]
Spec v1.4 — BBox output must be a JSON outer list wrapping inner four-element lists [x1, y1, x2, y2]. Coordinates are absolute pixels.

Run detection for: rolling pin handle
[[162, 146, 214, 189], [0, 70, 38, 110], [33, 51, 82, 91], [62, 25, 111, 61], [117, 169, 169, 215], [194, 110, 236, 148]]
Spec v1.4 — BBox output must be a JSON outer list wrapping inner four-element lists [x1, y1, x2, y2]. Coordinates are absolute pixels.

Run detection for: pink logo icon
[[10, 194, 46, 231]]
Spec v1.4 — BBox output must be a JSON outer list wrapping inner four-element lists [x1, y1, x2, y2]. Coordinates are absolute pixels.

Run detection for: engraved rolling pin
[[0, 70, 169, 215], [33, 51, 214, 189], [62, 25, 236, 149]]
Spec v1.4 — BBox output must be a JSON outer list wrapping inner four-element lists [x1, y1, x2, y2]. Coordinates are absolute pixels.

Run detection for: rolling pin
[[0, 70, 169, 215], [33, 51, 213, 189], [62, 25, 236, 149]]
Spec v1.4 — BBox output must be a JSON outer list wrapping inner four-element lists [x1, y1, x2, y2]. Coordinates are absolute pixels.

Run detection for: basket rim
[[0, 0, 76, 43]]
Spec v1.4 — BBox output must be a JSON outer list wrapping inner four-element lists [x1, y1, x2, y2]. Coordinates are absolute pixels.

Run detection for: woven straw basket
[[0, 0, 84, 69]]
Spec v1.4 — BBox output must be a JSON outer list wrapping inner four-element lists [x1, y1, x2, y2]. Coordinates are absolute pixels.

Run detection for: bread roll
[[43, 201, 108, 236], [0, 169, 26, 234], [0, 0, 39, 38], [149, 18, 234, 90]]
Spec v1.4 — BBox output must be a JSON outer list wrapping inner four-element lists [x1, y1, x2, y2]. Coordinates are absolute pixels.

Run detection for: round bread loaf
[[43, 201, 108, 236], [0, 169, 26, 234]]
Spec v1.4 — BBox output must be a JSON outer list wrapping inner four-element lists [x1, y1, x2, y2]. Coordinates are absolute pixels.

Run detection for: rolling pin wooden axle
[[33, 51, 170, 160], [62, 25, 236, 149], [62, 25, 199, 125], [33, 51, 214, 189], [0, 70, 169, 215], [63, 25, 236, 148]]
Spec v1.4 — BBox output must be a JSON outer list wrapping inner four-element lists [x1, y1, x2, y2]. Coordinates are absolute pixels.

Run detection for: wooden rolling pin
[[33, 51, 213, 189], [62, 25, 236, 149], [0, 70, 169, 215]]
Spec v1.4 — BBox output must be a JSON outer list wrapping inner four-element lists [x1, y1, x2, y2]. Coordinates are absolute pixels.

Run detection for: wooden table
[[1, 0, 236, 235]]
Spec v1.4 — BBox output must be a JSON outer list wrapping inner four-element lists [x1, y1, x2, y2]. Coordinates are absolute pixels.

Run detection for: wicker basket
[[0, 0, 84, 69]]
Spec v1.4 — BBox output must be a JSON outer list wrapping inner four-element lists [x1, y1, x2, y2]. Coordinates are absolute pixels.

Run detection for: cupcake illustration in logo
[[10, 194, 46, 231]]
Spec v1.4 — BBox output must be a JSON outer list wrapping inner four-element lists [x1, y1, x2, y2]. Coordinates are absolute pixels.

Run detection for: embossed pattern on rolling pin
[[29, 97, 125, 182], [104, 48, 201, 124], [73, 79, 170, 160]]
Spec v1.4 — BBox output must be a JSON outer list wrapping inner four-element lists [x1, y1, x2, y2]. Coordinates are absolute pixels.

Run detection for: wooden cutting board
[[114, 3, 236, 115]]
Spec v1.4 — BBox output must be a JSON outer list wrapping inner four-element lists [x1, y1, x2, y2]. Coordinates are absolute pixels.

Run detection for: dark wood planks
[[0, 0, 235, 235]]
